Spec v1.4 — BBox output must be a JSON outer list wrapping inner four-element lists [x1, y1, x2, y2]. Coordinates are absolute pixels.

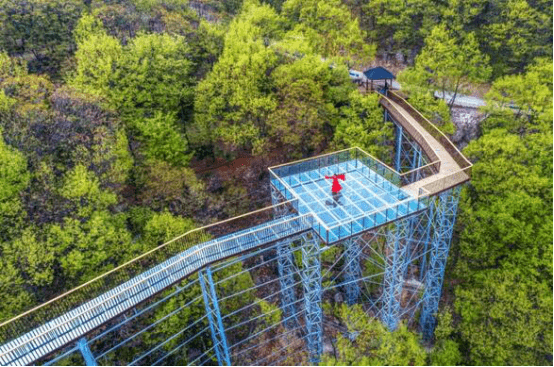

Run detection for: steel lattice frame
[[342, 237, 362, 306], [300, 233, 322, 364], [381, 217, 412, 331], [276, 240, 299, 329], [199, 267, 231, 366], [419, 187, 461, 340], [393, 123, 425, 174]]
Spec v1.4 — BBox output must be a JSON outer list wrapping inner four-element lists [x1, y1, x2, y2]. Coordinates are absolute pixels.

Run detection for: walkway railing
[[269, 147, 402, 188], [0, 200, 307, 364]]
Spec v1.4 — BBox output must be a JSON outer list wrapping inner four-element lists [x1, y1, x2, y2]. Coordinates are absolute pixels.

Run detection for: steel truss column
[[420, 187, 461, 341], [419, 203, 434, 282], [382, 218, 410, 331], [199, 267, 231, 366], [342, 237, 362, 306], [411, 145, 422, 181], [394, 124, 403, 172], [301, 233, 322, 364], [277, 239, 298, 329], [77, 337, 97, 366], [402, 216, 418, 278]]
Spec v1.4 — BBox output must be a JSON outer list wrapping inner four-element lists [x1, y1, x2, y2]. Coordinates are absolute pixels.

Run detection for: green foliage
[[73, 12, 105, 44], [0, 0, 85, 76], [455, 269, 552, 365], [0, 52, 27, 79], [47, 210, 132, 285], [70, 33, 123, 99], [430, 308, 462, 365], [266, 55, 350, 158], [0, 134, 29, 241], [0, 134, 29, 203], [482, 58, 553, 135], [0, 227, 54, 320], [137, 159, 206, 216], [334, 91, 393, 161], [134, 112, 193, 166], [192, 2, 281, 155], [479, 0, 552, 76], [115, 33, 194, 119], [256, 298, 282, 328], [282, 0, 374, 62], [453, 62, 553, 364], [142, 210, 195, 246], [321, 304, 427, 366], [400, 25, 491, 109], [362, 0, 440, 56]]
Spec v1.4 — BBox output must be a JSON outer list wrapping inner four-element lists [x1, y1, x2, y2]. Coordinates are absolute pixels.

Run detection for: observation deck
[[269, 149, 427, 244]]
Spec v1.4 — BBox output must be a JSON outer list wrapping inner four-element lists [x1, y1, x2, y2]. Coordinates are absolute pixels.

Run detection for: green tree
[[266, 54, 350, 158], [482, 57, 553, 135], [321, 304, 427, 365], [399, 25, 491, 110], [192, 2, 281, 156], [481, 0, 552, 76], [0, 133, 29, 241], [282, 0, 374, 62], [0, 0, 84, 76], [361, 0, 439, 59], [333, 91, 393, 161]]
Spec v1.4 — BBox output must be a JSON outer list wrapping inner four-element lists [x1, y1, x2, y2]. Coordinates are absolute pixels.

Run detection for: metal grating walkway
[[0, 214, 313, 366]]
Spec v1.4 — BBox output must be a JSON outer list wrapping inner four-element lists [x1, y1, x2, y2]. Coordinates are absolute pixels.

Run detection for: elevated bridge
[[0, 92, 471, 366]]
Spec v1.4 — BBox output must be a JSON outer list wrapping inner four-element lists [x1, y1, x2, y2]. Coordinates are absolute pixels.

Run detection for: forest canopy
[[0, 0, 551, 365]]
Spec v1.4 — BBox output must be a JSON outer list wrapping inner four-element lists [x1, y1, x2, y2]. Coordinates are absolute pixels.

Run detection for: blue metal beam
[[342, 237, 362, 306], [301, 233, 322, 364], [420, 187, 461, 340], [77, 338, 97, 366], [395, 124, 403, 172], [199, 267, 231, 366]]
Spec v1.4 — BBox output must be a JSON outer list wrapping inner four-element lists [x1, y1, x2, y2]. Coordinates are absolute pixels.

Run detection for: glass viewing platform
[[269, 148, 429, 244]]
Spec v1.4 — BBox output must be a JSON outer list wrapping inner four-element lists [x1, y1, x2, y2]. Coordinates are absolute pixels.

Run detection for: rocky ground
[[451, 106, 487, 150]]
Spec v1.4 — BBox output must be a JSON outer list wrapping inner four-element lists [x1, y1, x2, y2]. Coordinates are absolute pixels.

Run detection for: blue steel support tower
[[271, 184, 299, 329], [199, 267, 231, 366], [419, 186, 461, 340], [301, 233, 322, 364], [342, 237, 362, 306], [276, 240, 299, 329], [381, 218, 410, 331]]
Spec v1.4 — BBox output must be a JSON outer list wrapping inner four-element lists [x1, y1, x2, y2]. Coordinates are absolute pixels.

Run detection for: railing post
[[301, 233, 322, 364], [199, 267, 231, 366], [77, 337, 97, 366], [419, 186, 461, 341]]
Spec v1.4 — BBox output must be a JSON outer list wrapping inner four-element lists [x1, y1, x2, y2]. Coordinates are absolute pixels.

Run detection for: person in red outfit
[[325, 173, 345, 206]]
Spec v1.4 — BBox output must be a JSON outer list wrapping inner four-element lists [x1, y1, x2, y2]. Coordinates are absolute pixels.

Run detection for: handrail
[[0, 200, 300, 346], [0, 213, 313, 364]]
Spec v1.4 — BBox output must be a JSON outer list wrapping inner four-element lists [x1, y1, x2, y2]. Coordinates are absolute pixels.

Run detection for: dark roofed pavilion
[[363, 66, 395, 92]]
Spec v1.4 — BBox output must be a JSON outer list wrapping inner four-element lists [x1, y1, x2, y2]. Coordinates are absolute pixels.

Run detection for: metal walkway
[[380, 92, 471, 196], [0, 214, 313, 366]]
